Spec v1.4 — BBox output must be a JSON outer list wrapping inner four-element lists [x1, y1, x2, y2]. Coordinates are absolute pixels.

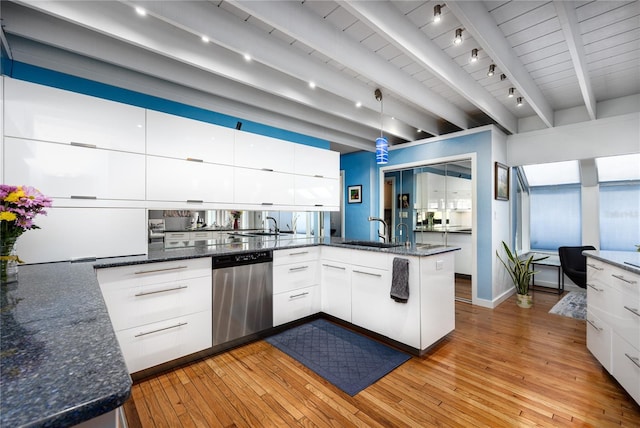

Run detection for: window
[[599, 181, 640, 251], [529, 184, 582, 251]]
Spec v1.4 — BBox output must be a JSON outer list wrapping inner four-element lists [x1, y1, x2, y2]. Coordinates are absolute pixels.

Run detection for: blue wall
[[342, 130, 495, 300], [4, 61, 330, 150]]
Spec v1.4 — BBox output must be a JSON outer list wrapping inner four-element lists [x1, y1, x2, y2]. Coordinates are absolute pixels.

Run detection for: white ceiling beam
[[339, 0, 517, 134], [447, 0, 555, 129], [127, 0, 441, 138], [229, 0, 473, 131], [554, 0, 597, 121], [2, 2, 376, 151]]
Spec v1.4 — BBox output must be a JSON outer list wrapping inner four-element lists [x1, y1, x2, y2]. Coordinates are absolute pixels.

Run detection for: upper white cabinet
[[147, 156, 233, 203], [4, 137, 145, 201], [294, 176, 339, 209], [234, 168, 294, 206], [294, 144, 340, 178], [146, 110, 234, 165], [234, 131, 295, 173], [4, 78, 145, 153]]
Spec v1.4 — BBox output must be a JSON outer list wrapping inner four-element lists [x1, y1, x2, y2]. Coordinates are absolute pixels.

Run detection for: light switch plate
[[436, 260, 444, 270], [400, 211, 408, 218]]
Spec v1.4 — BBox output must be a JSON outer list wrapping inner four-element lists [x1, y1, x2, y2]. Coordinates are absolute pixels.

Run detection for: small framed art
[[495, 162, 509, 201], [347, 185, 362, 204]]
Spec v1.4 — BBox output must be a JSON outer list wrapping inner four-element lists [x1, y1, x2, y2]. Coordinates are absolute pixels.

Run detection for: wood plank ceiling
[[2, 1, 639, 153]]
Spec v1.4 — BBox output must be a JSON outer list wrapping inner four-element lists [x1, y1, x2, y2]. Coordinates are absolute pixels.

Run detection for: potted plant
[[496, 241, 548, 308]]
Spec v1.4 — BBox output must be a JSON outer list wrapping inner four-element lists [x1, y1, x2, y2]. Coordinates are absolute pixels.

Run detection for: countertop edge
[[583, 250, 640, 275]]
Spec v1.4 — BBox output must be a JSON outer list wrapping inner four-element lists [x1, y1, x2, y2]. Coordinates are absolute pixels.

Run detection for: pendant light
[[374, 88, 388, 165]]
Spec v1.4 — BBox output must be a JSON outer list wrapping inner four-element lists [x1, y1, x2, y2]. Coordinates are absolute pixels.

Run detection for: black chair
[[558, 246, 596, 288]]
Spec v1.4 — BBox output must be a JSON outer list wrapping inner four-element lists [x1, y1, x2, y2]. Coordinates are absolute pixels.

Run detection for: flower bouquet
[[230, 210, 241, 229], [0, 185, 53, 284]]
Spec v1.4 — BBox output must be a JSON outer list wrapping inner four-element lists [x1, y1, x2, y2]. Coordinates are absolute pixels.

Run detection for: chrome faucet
[[368, 216, 388, 242], [396, 223, 410, 247], [266, 216, 279, 234]]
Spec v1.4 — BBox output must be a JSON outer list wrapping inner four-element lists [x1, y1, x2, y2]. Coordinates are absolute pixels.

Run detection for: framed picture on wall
[[347, 185, 362, 204], [495, 162, 510, 201]]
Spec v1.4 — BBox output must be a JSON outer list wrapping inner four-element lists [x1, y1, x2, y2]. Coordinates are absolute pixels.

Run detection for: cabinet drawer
[[190, 231, 215, 240], [273, 285, 320, 326], [96, 258, 211, 290], [116, 310, 212, 374], [320, 247, 353, 264], [586, 310, 612, 372], [165, 232, 190, 241], [100, 276, 211, 331], [273, 261, 319, 294], [350, 250, 390, 270], [274, 247, 320, 265], [611, 287, 640, 350], [612, 333, 640, 404]]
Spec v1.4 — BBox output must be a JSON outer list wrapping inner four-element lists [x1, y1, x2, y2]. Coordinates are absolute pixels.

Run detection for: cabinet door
[[273, 261, 319, 294], [4, 78, 145, 153], [4, 137, 145, 200], [146, 110, 234, 165], [294, 176, 339, 209], [234, 131, 294, 173], [320, 260, 352, 322], [15, 207, 147, 264], [586, 310, 612, 372], [351, 266, 391, 333], [234, 168, 294, 206], [612, 333, 640, 404], [419, 253, 455, 349], [273, 285, 320, 326], [446, 232, 472, 275], [147, 156, 234, 203], [294, 144, 339, 178]]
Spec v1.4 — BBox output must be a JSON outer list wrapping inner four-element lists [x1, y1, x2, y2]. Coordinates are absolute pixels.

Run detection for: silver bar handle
[[135, 322, 187, 337], [353, 269, 382, 277], [587, 263, 603, 271], [261, 202, 274, 206], [289, 291, 309, 299], [134, 265, 188, 275], [586, 283, 603, 292], [187, 199, 203, 203], [625, 354, 640, 369], [135, 285, 188, 297], [288, 251, 309, 256], [322, 263, 346, 270], [261, 168, 274, 172], [71, 195, 97, 200], [289, 265, 309, 272], [586, 319, 602, 331], [624, 306, 640, 318], [314, 174, 324, 178], [612, 274, 637, 285], [186, 157, 203, 162], [70, 141, 97, 149]]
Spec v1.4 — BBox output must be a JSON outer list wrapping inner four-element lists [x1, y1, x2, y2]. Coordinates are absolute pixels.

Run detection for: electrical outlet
[[400, 211, 408, 218], [436, 260, 444, 270]]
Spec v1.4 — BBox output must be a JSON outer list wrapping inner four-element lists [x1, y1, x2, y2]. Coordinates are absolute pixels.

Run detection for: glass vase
[[1, 237, 19, 285]]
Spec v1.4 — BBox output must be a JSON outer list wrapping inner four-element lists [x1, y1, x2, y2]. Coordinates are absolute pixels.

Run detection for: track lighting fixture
[[433, 4, 443, 23], [470, 48, 478, 63], [454, 28, 463, 45], [508, 87, 515, 98], [500, 73, 507, 81], [487, 64, 496, 77], [517, 97, 524, 106]]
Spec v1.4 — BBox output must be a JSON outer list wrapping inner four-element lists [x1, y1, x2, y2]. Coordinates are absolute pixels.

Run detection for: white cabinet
[[320, 247, 353, 322], [146, 156, 234, 203], [294, 144, 340, 178], [294, 176, 339, 209], [419, 252, 456, 348], [96, 257, 212, 374], [234, 131, 295, 173], [273, 247, 321, 326], [234, 168, 294, 206], [446, 232, 472, 275], [4, 137, 145, 201], [4, 78, 145, 153], [586, 256, 640, 404], [15, 207, 146, 264], [146, 110, 234, 165]]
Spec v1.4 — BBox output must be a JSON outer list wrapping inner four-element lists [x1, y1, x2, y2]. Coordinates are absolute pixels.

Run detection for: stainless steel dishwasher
[[211, 250, 273, 346]]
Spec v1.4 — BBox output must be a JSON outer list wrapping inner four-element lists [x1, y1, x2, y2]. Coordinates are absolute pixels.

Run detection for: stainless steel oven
[[211, 250, 273, 346]]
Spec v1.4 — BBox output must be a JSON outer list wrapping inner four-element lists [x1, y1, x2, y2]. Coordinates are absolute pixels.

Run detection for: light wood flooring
[[124, 291, 640, 427]]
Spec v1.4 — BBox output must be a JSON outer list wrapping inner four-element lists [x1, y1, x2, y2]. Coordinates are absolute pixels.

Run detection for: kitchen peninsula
[[1, 237, 459, 427]]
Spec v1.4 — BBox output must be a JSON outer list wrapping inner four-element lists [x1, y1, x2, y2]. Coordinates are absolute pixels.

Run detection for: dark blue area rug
[[266, 319, 411, 396]]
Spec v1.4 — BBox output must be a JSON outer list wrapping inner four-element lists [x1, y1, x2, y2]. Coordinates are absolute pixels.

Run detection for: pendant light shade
[[374, 88, 388, 165]]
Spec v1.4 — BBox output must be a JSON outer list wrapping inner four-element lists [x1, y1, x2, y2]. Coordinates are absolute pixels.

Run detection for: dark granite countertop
[[0, 262, 132, 428], [583, 250, 640, 275]]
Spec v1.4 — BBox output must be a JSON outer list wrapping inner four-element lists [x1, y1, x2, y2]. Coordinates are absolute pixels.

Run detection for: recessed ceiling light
[[135, 6, 146, 16], [417, 129, 423, 133], [309, 81, 316, 89], [355, 101, 362, 108], [201, 35, 209, 43], [243, 53, 251, 62]]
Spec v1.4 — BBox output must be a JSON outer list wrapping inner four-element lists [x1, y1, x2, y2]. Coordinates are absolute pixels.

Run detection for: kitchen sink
[[342, 240, 403, 248]]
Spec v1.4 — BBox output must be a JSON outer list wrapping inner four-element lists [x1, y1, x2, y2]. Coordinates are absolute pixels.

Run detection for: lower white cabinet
[[16, 207, 146, 264], [586, 255, 640, 404], [273, 248, 320, 326], [273, 285, 321, 327], [97, 258, 212, 374], [320, 260, 352, 322]]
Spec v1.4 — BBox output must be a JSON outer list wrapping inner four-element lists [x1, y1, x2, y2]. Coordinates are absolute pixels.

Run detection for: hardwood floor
[[124, 292, 640, 427]]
